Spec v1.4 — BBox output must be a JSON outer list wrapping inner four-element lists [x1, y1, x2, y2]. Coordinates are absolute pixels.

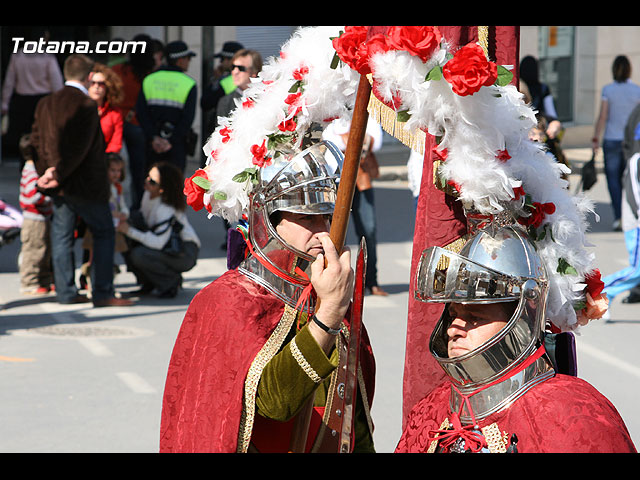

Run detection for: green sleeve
[[255, 321, 375, 452]]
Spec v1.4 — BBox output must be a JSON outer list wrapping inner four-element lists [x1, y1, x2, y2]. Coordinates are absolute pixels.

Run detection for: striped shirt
[[20, 161, 52, 220]]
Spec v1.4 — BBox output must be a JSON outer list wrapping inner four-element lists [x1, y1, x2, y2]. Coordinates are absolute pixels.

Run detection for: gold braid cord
[[237, 304, 299, 453]]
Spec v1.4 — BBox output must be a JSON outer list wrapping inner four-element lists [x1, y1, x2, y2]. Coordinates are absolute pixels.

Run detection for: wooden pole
[[288, 74, 372, 453]]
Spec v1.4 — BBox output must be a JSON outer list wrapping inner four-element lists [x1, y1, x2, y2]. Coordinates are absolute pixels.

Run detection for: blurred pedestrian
[[80, 153, 130, 296], [112, 34, 161, 210], [117, 161, 200, 298], [1, 27, 63, 165], [592, 55, 640, 231], [30, 53, 133, 307], [323, 117, 388, 296], [18, 135, 53, 295], [136, 40, 198, 174], [88, 63, 124, 153], [216, 49, 262, 119]]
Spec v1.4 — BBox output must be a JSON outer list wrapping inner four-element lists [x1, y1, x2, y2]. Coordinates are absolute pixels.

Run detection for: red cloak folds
[[402, 26, 521, 426], [395, 374, 637, 453], [159, 268, 375, 452]]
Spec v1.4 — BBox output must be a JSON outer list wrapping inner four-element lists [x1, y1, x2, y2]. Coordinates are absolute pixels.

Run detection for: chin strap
[[428, 344, 547, 452]]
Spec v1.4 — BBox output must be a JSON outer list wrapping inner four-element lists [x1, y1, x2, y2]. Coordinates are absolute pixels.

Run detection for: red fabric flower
[[513, 186, 525, 200], [442, 43, 497, 96], [284, 91, 303, 116], [496, 149, 511, 162], [386, 26, 442, 62], [332, 26, 371, 75], [219, 126, 232, 143], [432, 146, 448, 162], [183, 169, 209, 212], [585, 269, 605, 297], [517, 201, 556, 228], [278, 117, 297, 132], [250, 140, 271, 167], [293, 65, 309, 80], [242, 98, 254, 109]]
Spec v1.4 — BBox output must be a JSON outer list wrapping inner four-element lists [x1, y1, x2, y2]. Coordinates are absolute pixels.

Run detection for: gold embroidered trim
[[236, 304, 298, 453], [481, 423, 507, 453], [427, 418, 507, 453], [290, 336, 322, 384]]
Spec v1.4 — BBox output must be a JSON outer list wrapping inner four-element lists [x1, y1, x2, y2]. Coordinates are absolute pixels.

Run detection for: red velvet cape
[[395, 374, 637, 453], [159, 268, 375, 452]]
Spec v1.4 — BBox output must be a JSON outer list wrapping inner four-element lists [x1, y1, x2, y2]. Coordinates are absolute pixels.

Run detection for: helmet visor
[[415, 246, 524, 303]]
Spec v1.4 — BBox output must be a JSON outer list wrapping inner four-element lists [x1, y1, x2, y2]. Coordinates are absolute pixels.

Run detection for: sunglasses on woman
[[232, 64, 248, 72], [146, 176, 159, 186]]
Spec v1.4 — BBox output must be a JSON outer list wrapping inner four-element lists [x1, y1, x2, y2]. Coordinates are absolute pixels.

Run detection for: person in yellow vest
[[136, 40, 197, 173]]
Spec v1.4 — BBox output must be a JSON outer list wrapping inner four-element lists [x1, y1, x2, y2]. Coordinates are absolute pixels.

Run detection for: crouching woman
[[117, 161, 200, 298]]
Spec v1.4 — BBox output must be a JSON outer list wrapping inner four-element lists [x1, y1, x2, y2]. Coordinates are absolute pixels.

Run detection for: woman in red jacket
[[88, 63, 124, 153]]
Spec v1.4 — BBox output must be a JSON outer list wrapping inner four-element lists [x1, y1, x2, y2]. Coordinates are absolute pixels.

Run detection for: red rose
[[219, 126, 232, 143], [250, 140, 271, 167], [442, 43, 497, 96], [278, 117, 297, 132], [183, 169, 209, 211], [285, 91, 303, 116], [496, 149, 511, 162], [363, 33, 391, 59], [512, 186, 525, 200], [517, 201, 555, 228], [585, 269, 605, 297], [332, 26, 370, 75], [293, 65, 309, 80], [386, 26, 442, 62]]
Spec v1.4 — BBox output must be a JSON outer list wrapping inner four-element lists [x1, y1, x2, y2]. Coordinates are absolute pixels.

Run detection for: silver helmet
[[415, 224, 555, 421], [239, 140, 343, 306]]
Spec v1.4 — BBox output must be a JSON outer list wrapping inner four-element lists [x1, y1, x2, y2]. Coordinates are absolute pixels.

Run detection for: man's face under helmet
[[248, 140, 344, 283]]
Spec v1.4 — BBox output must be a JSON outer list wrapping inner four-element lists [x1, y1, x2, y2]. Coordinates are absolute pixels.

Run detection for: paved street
[[1, 143, 639, 453]]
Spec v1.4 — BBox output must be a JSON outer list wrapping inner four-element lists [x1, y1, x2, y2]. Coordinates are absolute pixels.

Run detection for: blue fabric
[[602, 139, 626, 221], [603, 227, 640, 300]]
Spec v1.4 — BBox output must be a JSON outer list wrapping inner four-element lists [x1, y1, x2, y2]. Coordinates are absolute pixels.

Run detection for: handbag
[[580, 153, 597, 191], [152, 216, 185, 257]]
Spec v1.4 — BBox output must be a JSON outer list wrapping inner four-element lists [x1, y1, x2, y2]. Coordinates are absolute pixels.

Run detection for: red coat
[[160, 268, 376, 452], [395, 374, 636, 453], [98, 102, 123, 153]]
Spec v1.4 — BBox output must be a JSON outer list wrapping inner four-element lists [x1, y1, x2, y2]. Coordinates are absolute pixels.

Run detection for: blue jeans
[[51, 195, 115, 303], [602, 139, 625, 221], [351, 188, 379, 288]]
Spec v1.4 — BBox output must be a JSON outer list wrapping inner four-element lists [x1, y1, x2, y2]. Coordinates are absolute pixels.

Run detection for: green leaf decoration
[[397, 110, 411, 123], [425, 65, 443, 82], [330, 51, 341, 70], [213, 191, 227, 200], [557, 257, 578, 276], [232, 167, 258, 184], [496, 65, 514, 87], [573, 301, 586, 311], [191, 176, 211, 191]]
